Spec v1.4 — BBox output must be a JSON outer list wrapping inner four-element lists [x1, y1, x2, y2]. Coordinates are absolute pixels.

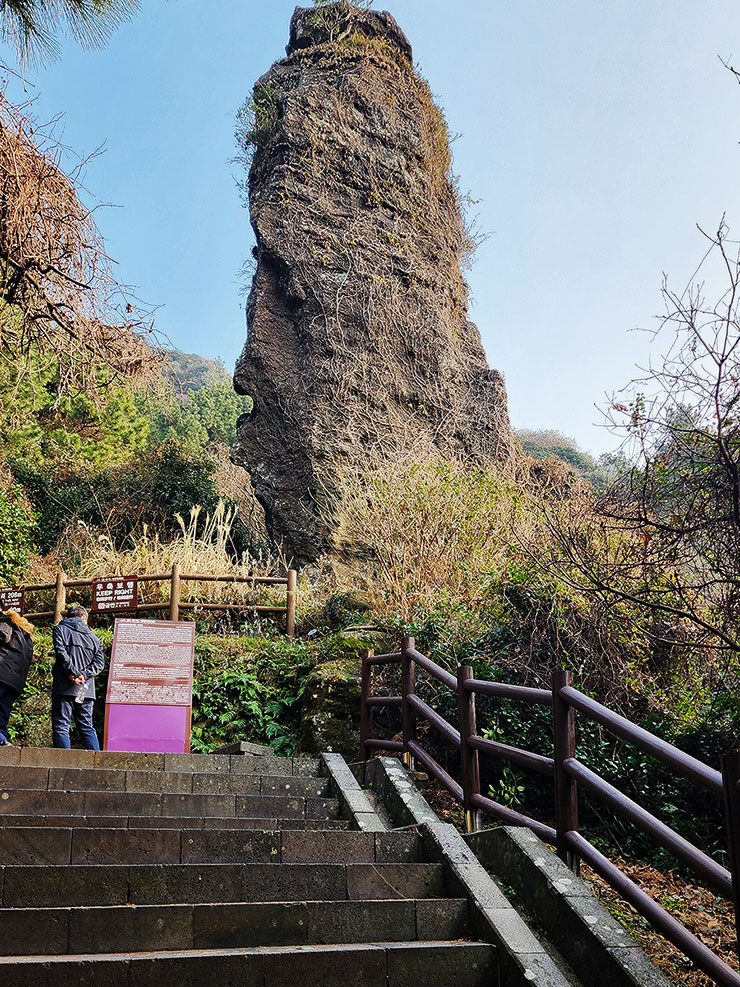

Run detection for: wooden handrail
[[408, 739, 463, 803], [407, 693, 461, 747], [364, 738, 404, 753], [180, 573, 289, 585], [470, 791, 557, 844], [468, 734, 555, 777], [565, 757, 732, 896], [366, 651, 402, 665], [466, 677, 552, 706], [6, 569, 298, 637], [407, 646, 458, 691], [360, 636, 740, 979], [560, 685, 723, 797]]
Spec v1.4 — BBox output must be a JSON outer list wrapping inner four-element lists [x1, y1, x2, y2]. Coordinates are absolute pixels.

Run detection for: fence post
[[722, 749, 740, 967], [286, 569, 297, 638], [169, 563, 181, 622], [401, 635, 417, 770], [53, 571, 66, 625], [457, 664, 482, 833], [553, 668, 579, 873], [360, 648, 373, 761]]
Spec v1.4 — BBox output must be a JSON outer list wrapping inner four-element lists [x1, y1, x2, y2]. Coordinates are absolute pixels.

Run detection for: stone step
[[0, 898, 469, 955], [0, 789, 339, 819], [0, 765, 330, 797], [0, 939, 497, 987], [0, 827, 419, 866], [0, 747, 319, 777], [0, 814, 350, 831], [0, 862, 446, 907]]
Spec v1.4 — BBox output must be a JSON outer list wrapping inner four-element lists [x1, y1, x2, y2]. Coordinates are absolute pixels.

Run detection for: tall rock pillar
[[233, 3, 512, 565]]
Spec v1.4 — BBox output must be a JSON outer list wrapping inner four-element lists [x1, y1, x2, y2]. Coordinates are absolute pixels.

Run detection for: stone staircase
[[0, 747, 497, 986]]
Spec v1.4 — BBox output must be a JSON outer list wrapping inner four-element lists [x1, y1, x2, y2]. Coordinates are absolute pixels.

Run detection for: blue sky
[[5, 1, 740, 455]]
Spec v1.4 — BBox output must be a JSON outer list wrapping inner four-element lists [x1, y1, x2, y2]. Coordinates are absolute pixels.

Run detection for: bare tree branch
[[0, 89, 162, 396]]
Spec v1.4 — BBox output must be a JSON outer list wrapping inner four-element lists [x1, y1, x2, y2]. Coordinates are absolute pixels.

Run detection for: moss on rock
[[298, 655, 362, 758]]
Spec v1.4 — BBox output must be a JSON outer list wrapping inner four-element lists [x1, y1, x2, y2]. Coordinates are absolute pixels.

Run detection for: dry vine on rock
[[233, 3, 512, 564]]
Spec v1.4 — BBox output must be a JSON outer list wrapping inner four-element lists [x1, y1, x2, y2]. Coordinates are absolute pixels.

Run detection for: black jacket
[[0, 612, 34, 695], [52, 618, 105, 699]]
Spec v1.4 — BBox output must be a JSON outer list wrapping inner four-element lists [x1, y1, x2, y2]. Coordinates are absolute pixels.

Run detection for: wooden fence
[[13, 565, 298, 637], [360, 635, 740, 987]]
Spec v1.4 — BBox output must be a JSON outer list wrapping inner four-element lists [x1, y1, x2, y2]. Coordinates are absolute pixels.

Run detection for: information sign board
[[104, 618, 195, 753], [92, 577, 138, 612], [0, 587, 24, 613]]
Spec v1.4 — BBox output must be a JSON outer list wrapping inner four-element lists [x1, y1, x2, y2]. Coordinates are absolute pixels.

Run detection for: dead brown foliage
[[419, 775, 737, 987], [0, 90, 160, 394], [584, 860, 738, 987]]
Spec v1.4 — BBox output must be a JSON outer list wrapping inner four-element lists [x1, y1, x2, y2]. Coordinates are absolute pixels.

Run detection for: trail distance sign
[[0, 588, 24, 613], [104, 618, 195, 753]]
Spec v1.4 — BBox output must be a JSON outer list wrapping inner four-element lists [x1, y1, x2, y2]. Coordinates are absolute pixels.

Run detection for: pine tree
[[0, 0, 139, 62]]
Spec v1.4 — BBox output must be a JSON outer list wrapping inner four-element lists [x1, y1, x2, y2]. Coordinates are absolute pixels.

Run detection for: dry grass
[[208, 441, 268, 545], [65, 501, 284, 608], [584, 860, 738, 987], [329, 449, 525, 618]]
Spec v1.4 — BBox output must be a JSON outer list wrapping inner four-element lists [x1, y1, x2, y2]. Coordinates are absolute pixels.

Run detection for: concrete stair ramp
[[0, 747, 500, 986], [0, 814, 351, 830], [0, 941, 498, 987]]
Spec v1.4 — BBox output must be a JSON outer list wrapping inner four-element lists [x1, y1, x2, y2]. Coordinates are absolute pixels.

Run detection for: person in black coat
[[51, 605, 106, 750], [0, 608, 34, 747]]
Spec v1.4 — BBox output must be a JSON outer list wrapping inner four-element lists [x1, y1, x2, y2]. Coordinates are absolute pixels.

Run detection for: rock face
[[233, 3, 512, 565], [297, 656, 362, 759]]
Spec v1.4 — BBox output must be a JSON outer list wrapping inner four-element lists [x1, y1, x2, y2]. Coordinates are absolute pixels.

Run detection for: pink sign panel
[[104, 618, 195, 753], [106, 704, 192, 754]]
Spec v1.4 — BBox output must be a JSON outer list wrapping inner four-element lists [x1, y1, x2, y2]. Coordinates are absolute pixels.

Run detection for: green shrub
[[190, 636, 314, 755], [0, 489, 35, 583], [16, 441, 225, 554], [236, 83, 282, 160]]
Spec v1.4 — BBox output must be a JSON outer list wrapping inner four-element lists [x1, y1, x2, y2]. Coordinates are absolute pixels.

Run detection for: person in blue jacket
[[51, 605, 106, 750]]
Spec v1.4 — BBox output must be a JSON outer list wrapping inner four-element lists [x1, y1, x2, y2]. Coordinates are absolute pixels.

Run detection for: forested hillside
[[0, 348, 254, 577]]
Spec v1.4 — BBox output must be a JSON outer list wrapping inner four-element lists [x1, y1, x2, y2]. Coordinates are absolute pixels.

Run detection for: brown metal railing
[[359, 636, 740, 987], [12, 564, 298, 636]]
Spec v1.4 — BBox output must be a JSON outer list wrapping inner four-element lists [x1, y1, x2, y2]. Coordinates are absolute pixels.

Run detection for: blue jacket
[[51, 618, 105, 699]]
